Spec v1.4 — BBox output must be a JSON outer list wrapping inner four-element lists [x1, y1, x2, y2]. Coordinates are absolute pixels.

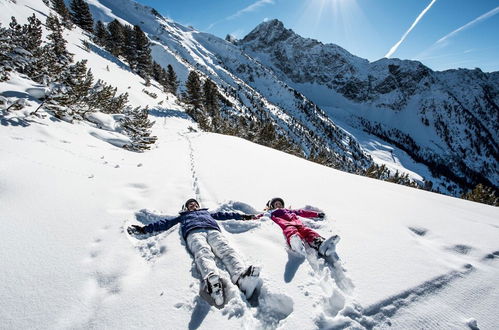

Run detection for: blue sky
[[136, 0, 499, 72]]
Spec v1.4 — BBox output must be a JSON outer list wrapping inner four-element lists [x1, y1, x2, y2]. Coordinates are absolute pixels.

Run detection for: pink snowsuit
[[258, 208, 321, 245]]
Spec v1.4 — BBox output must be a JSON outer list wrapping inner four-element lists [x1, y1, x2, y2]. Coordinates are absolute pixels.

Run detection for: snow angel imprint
[[256, 197, 340, 257], [127, 198, 261, 307]]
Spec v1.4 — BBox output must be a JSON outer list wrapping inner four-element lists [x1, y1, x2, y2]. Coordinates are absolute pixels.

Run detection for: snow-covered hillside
[[2, 1, 499, 329], [2, 78, 499, 329], [79, 0, 373, 173]]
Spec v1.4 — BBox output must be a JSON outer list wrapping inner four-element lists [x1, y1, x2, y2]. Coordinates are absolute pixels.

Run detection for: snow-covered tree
[[88, 79, 129, 114], [0, 24, 13, 81], [24, 14, 43, 53], [50, 0, 72, 28], [120, 106, 157, 152], [69, 0, 94, 33], [462, 184, 499, 206], [45, 60, 94, 120], [44, 14, 73, 80]]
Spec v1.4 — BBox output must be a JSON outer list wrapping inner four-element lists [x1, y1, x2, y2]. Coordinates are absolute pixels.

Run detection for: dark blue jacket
[[142, 208, 243, 239]]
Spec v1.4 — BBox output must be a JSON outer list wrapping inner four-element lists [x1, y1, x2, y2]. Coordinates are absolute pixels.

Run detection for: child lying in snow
[[254, 197, 339, 257], [127, 198, 261, 307]]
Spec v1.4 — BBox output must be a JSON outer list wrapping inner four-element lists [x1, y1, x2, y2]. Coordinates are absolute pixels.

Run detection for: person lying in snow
[[127, 198, 261, 307], [254, 197, 340, 257]]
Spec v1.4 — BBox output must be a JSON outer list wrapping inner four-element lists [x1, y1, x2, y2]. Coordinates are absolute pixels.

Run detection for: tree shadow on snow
[[86, 43, 132, 72], [148, 108, 191, 120], [0, 115, 30, 127]]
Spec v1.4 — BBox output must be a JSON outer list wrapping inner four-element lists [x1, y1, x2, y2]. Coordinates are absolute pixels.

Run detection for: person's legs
[[186, 229, 219, 280], [206, 230, 246, 283], [297, 226, 322, 245], [282, 225, 300, 245]]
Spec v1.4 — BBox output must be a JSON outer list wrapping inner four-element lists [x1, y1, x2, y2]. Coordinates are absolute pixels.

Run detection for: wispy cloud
[[385, 0, 437, 58], [435, 6, 499, 45], [227, 0, 275, 20]]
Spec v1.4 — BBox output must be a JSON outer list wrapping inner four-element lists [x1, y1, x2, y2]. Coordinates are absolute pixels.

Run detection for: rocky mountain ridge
[[238, 19, 499, 193]]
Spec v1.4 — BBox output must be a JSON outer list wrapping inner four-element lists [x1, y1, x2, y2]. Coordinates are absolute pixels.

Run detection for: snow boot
[[205, 274, 225, 307], [237, 265, 261, 299], [313, 235, 340, 257]]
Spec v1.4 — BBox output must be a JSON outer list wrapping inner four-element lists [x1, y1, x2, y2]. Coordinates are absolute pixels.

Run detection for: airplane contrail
[[385, 0, 438, 58], [436, 6, 499, 44]]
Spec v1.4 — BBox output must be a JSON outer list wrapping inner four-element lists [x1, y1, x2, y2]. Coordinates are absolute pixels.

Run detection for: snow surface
[[2, 0, 499, 329], [2, 91, 499, 329]]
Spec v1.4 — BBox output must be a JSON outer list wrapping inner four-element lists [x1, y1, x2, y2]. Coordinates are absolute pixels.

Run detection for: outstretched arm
[[292, 209, 325, 219], [128, 216, 181, 236], [210, 211, 257, 221]]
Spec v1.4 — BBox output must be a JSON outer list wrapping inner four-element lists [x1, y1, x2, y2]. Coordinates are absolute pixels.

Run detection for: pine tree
[[0, 24, 13, 81], [46, 60, 94, 120], [69, 0, 94, 33], [462, 184, 499, 206], [133, 25, 152, 83], [5, 16, 43, 76], [50, 0, 72, 28], [152, 61, 170, 91], [93, 20, 109, 46], [23, 15, 44, 79], [120, 106, 157, 152], [166, 64, 178, 95], [122, 25, 137, 70], [88, 79, 128, 114], [44, 14, 73, 81], [185, 70, 202, 109], [203, 78, 219, 116], [24, 14, 43, 53], [106, 20, 125, 57]]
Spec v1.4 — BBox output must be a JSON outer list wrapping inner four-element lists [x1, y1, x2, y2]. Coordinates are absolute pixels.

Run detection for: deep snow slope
[[2, 93, 499, 329], [2, 1, 499, 329]]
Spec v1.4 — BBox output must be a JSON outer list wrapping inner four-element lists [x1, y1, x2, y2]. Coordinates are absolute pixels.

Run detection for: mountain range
[[84, 0, 498, 196]]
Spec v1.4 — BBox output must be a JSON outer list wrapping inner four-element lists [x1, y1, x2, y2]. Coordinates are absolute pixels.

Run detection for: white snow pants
[[186, 228, 246, 284]]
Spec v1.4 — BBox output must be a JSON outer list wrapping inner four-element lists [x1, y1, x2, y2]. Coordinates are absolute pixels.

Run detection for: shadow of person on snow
[[188, 296, 211, 330], [283, 250, 305, 283]]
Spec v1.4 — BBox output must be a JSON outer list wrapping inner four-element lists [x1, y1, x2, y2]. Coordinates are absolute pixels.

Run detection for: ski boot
[[311, 235, 340, 257], [205, 273, 225, 307], [237, 265, 261, 299]]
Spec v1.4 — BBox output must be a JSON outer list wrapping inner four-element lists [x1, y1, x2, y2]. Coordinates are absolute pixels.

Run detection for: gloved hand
[[127, 224, 146, 235], [317, 212, 325, 219], [241, 214, 256, 220]]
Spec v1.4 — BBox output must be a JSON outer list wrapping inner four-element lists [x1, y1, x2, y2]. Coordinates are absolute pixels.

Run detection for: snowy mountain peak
[[238, 19, 499, 194], [241, 18, 291, 44]]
